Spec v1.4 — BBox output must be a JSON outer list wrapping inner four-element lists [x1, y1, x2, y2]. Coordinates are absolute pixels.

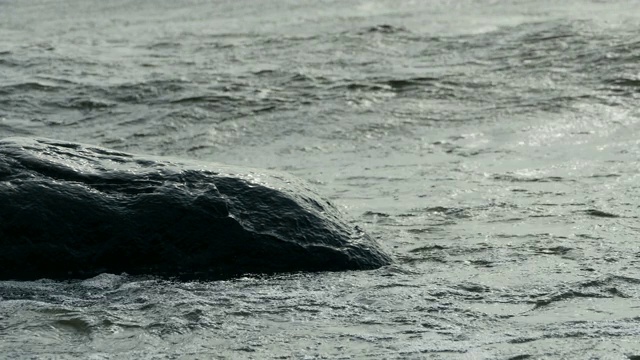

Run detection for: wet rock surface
[[0, 137, 391, 280]]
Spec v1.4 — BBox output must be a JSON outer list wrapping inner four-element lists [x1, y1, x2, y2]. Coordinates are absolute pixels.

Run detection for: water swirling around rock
[[0, 137, 391, 280]]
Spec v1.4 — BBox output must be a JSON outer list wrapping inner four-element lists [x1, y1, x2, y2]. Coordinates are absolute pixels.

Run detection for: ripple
[[0, 82, 63, 94], [363, 24, 408, 34], [579, 209, 621, 218]]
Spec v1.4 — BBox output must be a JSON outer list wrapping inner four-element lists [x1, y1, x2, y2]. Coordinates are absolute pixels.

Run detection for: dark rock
[[0, 137, 391, 280]]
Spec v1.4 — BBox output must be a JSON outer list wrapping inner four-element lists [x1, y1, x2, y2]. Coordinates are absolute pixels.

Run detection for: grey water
[[2, 0, 640, 358]]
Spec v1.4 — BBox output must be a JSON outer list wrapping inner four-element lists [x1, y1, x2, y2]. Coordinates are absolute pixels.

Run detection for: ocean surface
[[2, 0, 640, 358]]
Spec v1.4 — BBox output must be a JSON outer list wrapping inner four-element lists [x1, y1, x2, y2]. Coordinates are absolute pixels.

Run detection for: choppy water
[[2, 0, 640, 358]]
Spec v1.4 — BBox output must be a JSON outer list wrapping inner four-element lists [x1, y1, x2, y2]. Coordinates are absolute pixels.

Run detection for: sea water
[[2, 0, 640, 358]]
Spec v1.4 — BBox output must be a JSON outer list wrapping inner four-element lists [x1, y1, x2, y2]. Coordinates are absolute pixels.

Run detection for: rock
[[0, 137, 391, 280]]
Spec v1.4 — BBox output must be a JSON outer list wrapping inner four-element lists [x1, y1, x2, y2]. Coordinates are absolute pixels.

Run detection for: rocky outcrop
[[0, 137, 391, 280]]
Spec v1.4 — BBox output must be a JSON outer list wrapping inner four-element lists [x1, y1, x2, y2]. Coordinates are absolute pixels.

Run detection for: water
[[2, 0, 640, 358]]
